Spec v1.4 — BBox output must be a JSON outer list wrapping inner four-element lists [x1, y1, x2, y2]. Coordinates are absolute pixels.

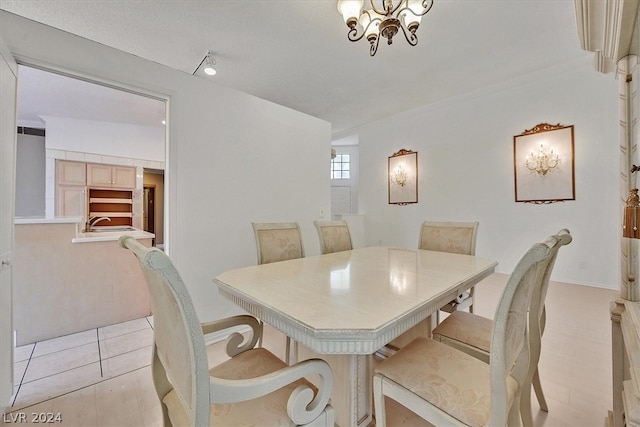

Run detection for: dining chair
[[119, 236, 334, 427], [419, 221, 479, 324], [313, 220, 353, 254], [252, 222, 304, 363], [373, 233, 562, 427], [252, 222, 305, 264], [432, 229, 572, 423]]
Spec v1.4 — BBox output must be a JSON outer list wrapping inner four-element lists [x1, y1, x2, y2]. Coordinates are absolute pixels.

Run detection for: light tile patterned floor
[[2, 274, 619, 426], [10, 317, 154, 412]]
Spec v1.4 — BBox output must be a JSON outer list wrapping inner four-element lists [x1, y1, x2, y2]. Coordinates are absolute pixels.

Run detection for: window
[[331, 153, 350, 179]]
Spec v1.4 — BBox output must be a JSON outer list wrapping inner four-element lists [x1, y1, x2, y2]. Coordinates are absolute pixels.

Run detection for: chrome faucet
[[85, 216, 111, 232]]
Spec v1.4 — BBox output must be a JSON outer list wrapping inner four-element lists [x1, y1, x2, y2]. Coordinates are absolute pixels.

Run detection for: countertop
[[14, 217, 154, 243], [15, 217, 82, 224], [73, 226, 154, 243]]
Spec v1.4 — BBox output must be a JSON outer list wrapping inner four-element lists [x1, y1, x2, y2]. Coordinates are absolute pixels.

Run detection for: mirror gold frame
[[389, 149, 418, 205], [513, 123, 575, 204]]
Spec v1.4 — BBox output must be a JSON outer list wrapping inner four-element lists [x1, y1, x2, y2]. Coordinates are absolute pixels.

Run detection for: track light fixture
[[193, 50, 217, 76]]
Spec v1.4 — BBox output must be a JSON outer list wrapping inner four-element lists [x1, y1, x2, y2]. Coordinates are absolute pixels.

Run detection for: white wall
[[0, 11, 332, 321], [353, 57, 619, 288]]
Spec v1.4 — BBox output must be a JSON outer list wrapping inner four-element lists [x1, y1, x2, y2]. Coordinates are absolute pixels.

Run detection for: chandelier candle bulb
[[337, 0, 364, 27]]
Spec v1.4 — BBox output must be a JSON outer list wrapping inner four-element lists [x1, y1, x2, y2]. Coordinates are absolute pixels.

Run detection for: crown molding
[[574, 0, 640, 73]]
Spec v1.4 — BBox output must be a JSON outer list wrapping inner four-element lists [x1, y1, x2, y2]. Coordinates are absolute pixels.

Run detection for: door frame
[[0, 35, 17, 412], [3, 59, 171, 411]]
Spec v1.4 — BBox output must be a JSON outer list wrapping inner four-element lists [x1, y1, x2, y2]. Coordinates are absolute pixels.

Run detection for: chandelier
[[337, 0, 434, 56], [525, 143, 560, 176]]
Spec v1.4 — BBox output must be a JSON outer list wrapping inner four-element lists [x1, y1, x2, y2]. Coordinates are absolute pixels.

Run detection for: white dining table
[[214, 246, 497, 427]]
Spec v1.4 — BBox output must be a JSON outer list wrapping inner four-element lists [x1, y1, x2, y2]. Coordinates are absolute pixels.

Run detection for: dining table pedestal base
[[298, 345, 373, 427]]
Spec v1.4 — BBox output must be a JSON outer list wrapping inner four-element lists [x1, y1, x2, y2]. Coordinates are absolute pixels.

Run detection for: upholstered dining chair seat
[[432, 311, 493, 362], [163, 347, 319, 426], [375, 337, 518, 427]]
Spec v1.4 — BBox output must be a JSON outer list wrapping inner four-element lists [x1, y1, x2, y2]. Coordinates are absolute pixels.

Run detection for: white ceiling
[[0, 0, 588, 136], [16, 65, 167, 129]]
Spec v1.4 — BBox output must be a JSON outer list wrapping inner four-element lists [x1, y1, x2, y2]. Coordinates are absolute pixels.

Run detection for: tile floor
[[10, 317, 155, 412], [2, 274, 620, 426]]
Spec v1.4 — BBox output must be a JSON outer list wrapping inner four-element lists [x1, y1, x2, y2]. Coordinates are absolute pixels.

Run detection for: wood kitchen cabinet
[[56, 161, 136, 219], [57, 160, 86, 186], [56, 160, 86, 217], [87, 163, 136, 189], [56, 185, 86, 218], [88, 188, 133, 227]]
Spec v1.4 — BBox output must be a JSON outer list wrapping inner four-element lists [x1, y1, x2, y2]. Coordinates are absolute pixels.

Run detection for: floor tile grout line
[[11, 348, 153, 410], [100, 326, 153, 343], [10, 342, 36, 407], [16, 343, 153, 387], [19, 359, 102, 386], [10, 317, 154, 410], [99, 345, 153, 364], [6, 365, 153, 414], [97, 328, 104, 377], [145, 316, 154, 330], [10, 316, 153, 410], [25, 334, 99, 360]]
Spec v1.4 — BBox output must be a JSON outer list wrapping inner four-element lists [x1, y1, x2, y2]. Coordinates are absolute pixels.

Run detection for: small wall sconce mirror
[[514, 123, 575, 204], [388, 149, 418, 205]]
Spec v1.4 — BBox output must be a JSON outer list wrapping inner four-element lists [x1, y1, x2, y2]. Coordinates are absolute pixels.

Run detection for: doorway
[[143, 186, 155, 235], [143, 168, 165, 248], [13, 64, 168, 343]]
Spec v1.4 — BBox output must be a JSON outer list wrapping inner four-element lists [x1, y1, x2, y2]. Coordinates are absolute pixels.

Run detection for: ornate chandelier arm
[[347, 26, 367, 42], [369, 0, 393, 16], [398, 21, 418, 46], [415, 0, 434, 16], [347, 9, 382, 42]]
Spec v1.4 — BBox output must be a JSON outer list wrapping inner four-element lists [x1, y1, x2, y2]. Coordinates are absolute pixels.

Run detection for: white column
[[619, 55, 640, 301]]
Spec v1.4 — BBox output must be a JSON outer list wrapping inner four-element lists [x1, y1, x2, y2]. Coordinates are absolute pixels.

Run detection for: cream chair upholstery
[[419, 221, 479, 323], [432, 229, 571, 424], [313, 220, 353, 254], [119, 236, 334, 427], [373, 233, 562, 427], [252, 222, 304, 264], [252, 222, 304, 363]]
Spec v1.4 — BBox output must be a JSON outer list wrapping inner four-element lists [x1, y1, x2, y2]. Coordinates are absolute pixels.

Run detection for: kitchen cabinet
[[55, 160, 86, 217], [87, 163, 135, 189], [88, 188, 133, 227], [56, 185, 86, 218], [57, 160, 86, 186]]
